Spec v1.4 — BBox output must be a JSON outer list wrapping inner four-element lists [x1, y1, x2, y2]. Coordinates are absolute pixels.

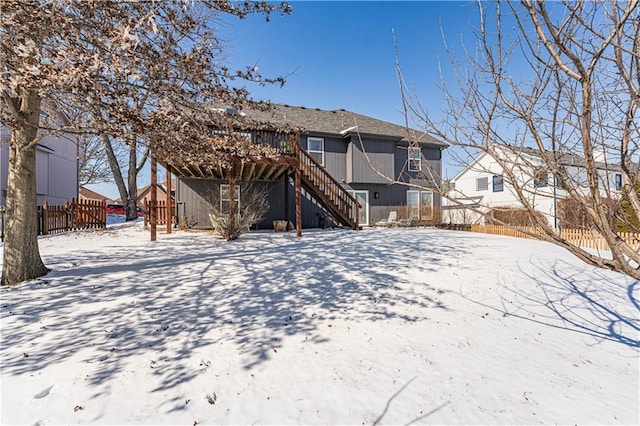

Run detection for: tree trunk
[[99, 133, 139, 221], [1, 90, 49, 285], [126, 141, 139, 221]]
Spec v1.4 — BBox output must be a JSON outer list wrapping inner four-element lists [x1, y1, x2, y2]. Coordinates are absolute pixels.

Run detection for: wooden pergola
[[147, 129, 305, 240]]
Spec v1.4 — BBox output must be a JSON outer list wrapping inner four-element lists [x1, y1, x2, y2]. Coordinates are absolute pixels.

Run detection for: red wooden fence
[[0, 198, 106, 241], [41, 198, 107, 235], [143, 198, 176, 227]]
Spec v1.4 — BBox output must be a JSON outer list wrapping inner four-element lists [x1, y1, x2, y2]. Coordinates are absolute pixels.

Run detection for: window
[[408, 147, 422, 172], [307, 137, 324, 166], [420, 191, 433, 219], [615, 173, 623, 190], [407, 190, 433, 220], [220, 184, 240, 212], [533, 169, 548, 188], [492, 175, 504, 192], [476, 177, 489, 191]]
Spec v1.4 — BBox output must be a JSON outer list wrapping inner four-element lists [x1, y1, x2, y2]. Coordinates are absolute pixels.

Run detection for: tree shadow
[[373, 376, 450, 426], [462, 256, 639, 349], [0, 227, 467, 404]]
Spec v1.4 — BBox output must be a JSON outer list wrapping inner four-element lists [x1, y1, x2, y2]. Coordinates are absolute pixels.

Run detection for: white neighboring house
[[0, 108, 80, 207], [442, 144, 626, 228]]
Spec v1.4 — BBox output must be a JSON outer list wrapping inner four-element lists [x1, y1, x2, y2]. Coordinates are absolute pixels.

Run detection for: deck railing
[[144, 199, 176, 227], [298, 147, 360, 229]]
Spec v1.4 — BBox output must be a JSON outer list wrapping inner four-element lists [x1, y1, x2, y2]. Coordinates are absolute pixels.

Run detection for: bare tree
[[79, 135, 113, 187], [0, 0, 291, 285], [397, 1, 640, 278]]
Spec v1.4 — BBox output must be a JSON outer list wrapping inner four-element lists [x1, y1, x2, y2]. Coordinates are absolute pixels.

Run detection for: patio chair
[[375, 211, 398, 227], [397, 211, 415, 227]]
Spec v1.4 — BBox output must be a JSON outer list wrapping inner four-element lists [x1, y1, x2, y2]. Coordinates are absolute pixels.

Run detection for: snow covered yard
[[0, 223, 638, 425]]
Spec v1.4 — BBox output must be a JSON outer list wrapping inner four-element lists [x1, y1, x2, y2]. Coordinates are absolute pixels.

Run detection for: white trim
[[408, 146, 421, 172], [407, 189, 433, 220], [349, 190, 369, 226], [307, 137, 325, 166], [220, 184, 240, 211]]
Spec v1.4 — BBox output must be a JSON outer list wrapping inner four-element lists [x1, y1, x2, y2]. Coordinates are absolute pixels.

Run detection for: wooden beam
[[239, 162, 245, 180], [284, 171, 289, 223], [262, 164, 278, 181], [166, 167, 172, 234], [247, 163, 256, 180], [256, 163, 268, 180], [295, 165, 302, 237], [150, 156, 157, 241]]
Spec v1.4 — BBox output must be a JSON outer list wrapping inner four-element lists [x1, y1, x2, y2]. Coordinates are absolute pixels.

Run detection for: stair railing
[[298, 148, 360, 229]]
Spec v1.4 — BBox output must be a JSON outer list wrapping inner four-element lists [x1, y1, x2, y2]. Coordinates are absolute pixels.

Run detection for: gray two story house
[[170, 104, 446, 230]]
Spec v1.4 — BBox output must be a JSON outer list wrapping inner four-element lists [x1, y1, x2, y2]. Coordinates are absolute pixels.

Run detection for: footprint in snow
[[34, 385, 53, 399]]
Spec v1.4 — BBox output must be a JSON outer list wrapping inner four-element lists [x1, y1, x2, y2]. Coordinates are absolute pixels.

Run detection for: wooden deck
[[148, 128, 360, 241]]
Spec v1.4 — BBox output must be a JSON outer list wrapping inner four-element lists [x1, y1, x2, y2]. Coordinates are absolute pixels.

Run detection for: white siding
[[1, 125, 79, 206]]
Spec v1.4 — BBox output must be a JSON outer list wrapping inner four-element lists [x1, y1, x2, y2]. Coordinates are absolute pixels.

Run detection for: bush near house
[[487, 207, 547, 227], [616, 175, 640, 233], [207, 181, 270, 241], [557, 198, 619, 230]]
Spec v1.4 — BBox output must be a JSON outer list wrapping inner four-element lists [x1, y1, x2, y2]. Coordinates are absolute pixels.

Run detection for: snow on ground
[[0, 223, 638, 425]]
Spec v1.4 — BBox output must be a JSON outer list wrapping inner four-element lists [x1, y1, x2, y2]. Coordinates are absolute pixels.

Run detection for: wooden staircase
[[297, 147, 360, 230]]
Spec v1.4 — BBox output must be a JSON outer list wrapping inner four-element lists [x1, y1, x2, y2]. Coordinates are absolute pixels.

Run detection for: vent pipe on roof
[[340, 126, 357, 135]]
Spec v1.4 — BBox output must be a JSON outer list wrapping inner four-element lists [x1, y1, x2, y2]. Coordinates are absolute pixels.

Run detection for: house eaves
[[232, 104, 448, 148]]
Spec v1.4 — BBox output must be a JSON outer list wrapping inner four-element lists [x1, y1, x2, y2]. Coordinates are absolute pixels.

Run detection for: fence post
[[41, 201, 49, 235], [64, 201, 69, 231], [144, 197, 148, 227]]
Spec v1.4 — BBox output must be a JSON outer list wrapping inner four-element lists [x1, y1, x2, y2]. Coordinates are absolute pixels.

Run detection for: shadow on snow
[[0, 228, 464, 400]]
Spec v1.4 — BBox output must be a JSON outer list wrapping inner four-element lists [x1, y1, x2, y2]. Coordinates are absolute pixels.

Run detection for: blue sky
[[218, 1, 477, 126], [90, 1, 482, 199]]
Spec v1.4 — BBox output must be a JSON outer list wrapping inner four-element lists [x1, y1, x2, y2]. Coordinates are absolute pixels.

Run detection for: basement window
[[220, 184, 240, 212]]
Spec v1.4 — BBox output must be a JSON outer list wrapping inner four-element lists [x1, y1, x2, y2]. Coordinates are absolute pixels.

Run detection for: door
[[349, 190, 369, 226]]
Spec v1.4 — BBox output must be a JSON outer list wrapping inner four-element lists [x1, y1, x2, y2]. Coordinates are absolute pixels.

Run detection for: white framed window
[[220, 184, 240, 211], [476, 177, 489, 191], [307, 137, 325, 166], [408, 146, 421, 172], [407, 190, 433, 220]]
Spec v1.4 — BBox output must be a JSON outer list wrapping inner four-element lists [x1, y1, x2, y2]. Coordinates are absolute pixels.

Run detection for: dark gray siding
[[300, 134, 347, 182], [176, 138, 444, 230], [347, 137, 395, 184], [394, 144, 442, 184], [177, 176, 335, 230], [176, 178, 218, 228]]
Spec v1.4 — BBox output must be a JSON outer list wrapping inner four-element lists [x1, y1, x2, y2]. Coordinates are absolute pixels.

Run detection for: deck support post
[[150, 155, 157, 241], [295, 166, 302, 237], [284, 171, 290, 223], [166, 167, 172, 234]]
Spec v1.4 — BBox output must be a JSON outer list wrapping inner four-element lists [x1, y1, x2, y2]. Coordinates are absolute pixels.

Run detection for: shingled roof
[[235, 104, 447, 147]]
